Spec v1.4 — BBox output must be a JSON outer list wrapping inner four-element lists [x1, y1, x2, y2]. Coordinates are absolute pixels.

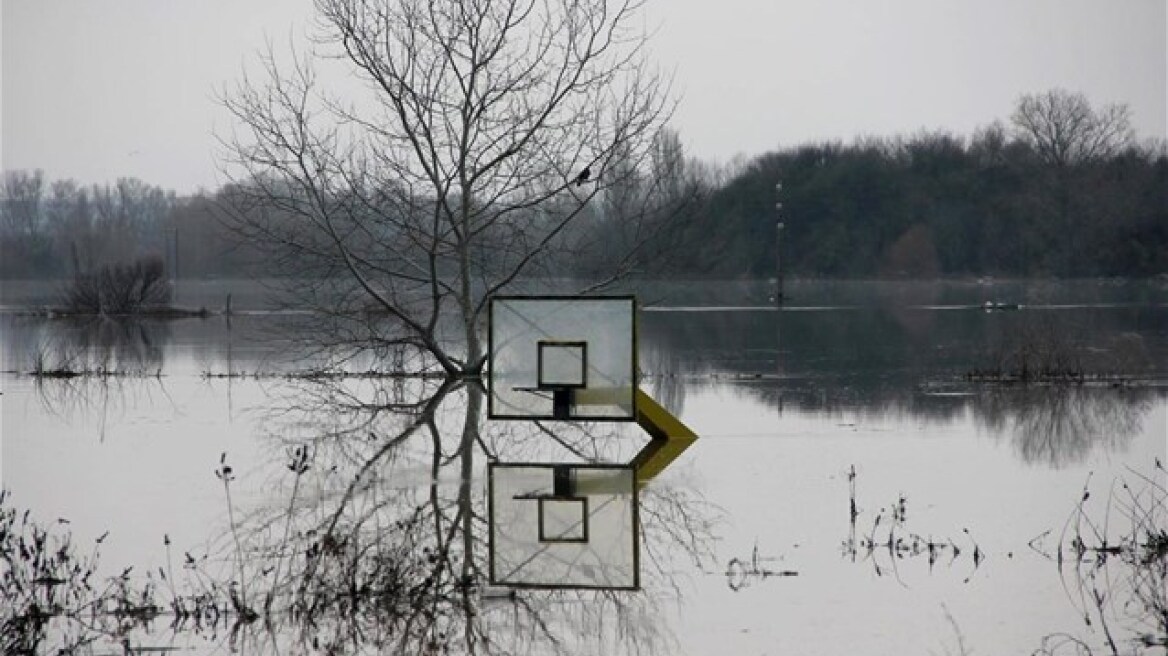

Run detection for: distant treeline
[[645, 90, 1167, 278], [0, 174, 259, 279], [657, 128, 1167, 278], [3, 90, 1164, 280]]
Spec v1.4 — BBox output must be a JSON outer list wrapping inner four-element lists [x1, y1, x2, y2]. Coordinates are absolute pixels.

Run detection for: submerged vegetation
[[724, 544, 797, 592], [36, 255, 213, 320], [0, 487, 289, 654], [965, 318, 1154, 385], [7, 454, 1158, 652], [841, 462, 1168, 654], [0, 490, 225, 654], [1034, 462, 1168, 654], [842, 466, 985, 580]]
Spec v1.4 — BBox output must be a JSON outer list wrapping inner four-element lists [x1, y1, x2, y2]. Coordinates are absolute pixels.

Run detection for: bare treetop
[[221, 0, 677, 375], [316, 0, 662, 194], [1011, 88, 1134, 167]]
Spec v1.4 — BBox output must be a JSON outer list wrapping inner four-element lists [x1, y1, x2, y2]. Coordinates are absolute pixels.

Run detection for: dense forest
[[660, 130, 1166, 278], [2, 90, 1164, 281]]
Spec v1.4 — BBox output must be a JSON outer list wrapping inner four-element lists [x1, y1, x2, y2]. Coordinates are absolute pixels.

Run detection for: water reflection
[[972, 387, 1154, 467], [22, 376, 711, 654], [12, 300, 1165, 473], [489, 463, 639, 589], [5, 317, 176, 436], [7, 315, 170, 375], [4, 371, 719, 652], [640, 303, 1167, 466]]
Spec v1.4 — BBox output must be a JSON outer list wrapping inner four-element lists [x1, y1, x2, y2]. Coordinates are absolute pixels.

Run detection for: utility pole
[[170, 227, 180, 305], [775, 181, 785, 305], [774, 181, 786, 416]]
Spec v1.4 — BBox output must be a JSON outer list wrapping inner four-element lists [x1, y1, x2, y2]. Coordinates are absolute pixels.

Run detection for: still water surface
[[2, 279, 1166, 654]]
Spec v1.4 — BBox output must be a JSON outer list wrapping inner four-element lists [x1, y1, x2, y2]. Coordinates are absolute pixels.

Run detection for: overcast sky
[[3, 0, 1164, 193]]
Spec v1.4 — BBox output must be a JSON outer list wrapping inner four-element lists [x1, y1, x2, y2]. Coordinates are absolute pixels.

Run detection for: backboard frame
[[488, 462, 641, 590], [487, 295, 638, 421]]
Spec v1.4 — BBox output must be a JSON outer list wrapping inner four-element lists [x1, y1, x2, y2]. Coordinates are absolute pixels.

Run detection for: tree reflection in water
[[194, 375, 716, 654], [23, 317, 171, 436], [646, 335, 1160, 469], [27, 316, 168, 374], [638, 298, 1167, 469], [6, 319, 718, 655], [971, 386, 1155, 467]]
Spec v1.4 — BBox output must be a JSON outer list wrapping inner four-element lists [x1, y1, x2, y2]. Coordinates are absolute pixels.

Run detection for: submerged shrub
[[63, 255, 171, 315], [967, 318, 1087, 383]]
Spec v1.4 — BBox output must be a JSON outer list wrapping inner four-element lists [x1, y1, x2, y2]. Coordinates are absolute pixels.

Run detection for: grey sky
[[3, 0, 1164, 193]]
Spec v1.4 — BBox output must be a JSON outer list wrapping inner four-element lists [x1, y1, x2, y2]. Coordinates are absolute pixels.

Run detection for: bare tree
[[220, 0, 676, 377], [219, 17, 683, 650], [1010, 88, 1134, 168], [1, 169, 45, 238], [46, 180, 90, 276], [84, 179, 175, 266], [1010, 89, 1136, 275]]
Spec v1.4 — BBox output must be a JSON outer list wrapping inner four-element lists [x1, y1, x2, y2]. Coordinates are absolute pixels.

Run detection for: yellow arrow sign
[[631, 388, 698, 486]]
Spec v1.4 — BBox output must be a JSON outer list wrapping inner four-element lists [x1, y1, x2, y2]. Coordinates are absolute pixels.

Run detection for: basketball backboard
[[488, 463, 639, 589], [488, 296, 636, 420]]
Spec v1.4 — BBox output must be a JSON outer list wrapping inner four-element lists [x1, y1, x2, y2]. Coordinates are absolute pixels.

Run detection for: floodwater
[[1, 278, 1166, 655]]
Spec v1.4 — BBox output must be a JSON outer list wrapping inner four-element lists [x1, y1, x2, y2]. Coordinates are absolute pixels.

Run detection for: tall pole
[[172, 227, 180, 305], [774, 181, 785, 415], [775, 181, 785, 305]]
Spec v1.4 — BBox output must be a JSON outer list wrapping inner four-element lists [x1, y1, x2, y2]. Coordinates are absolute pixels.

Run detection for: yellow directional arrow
[[631, 388, 698, 486]]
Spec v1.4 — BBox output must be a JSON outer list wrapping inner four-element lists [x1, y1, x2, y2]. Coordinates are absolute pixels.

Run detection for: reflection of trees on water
[[14, 315, 170, 374], [740, 383, 1156, 468], [640, 305, 1165, 467], [7, 369, 715, 652], [13, 317, 174, 433], [640, 344, 688, 417], [188, 376, 715, 654], [721, 378, 1157, 468], [972, 387, 1153, 467]]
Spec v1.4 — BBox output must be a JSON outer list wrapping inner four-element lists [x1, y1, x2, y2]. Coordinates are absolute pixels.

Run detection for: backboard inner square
[[538, 341, 587, 389], [538, 497, 588, 543]]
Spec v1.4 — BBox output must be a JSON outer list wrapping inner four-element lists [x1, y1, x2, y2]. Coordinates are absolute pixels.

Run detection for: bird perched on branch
[[574, 166, 591, 187]]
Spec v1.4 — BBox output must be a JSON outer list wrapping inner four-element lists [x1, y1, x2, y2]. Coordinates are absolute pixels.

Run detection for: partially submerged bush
[[979, 320, 1085, 383], [968, 323, 1153, 384], [63, 256, 171, 314]]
